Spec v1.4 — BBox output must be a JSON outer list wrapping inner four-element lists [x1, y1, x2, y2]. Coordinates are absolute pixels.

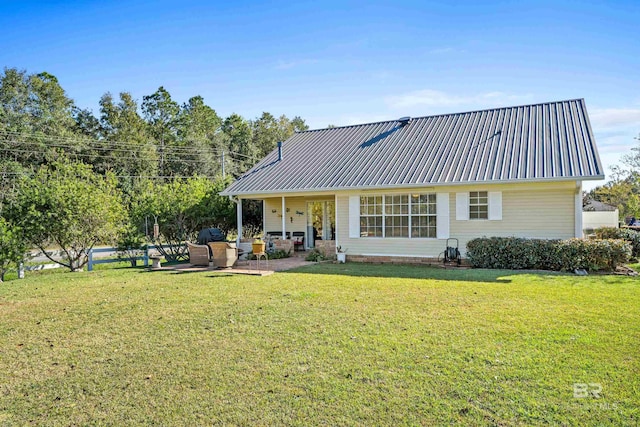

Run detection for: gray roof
[[222, 99, 603, 196], [583, 199, 617, 212]]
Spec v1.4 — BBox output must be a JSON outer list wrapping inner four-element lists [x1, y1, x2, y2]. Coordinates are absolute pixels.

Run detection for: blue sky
[[1, 0, 638, 188]]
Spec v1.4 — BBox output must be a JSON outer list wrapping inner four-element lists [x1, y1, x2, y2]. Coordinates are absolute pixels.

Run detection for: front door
[[306, 201, 335, 248]]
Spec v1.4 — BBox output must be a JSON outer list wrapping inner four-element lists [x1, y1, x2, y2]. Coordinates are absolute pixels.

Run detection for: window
[[469, 191, 488, 220], [411, 194, 437, 237], [360, 196, 382, 237], [384, 195, 408, 237], [359, 193, 436, 238]]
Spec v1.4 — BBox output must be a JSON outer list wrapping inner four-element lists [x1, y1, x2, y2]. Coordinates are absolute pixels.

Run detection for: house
[[582, 199, 619, 232], [221, 99, 604, 262]]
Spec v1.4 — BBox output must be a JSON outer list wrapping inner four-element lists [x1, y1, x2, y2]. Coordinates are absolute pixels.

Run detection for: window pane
[[469, 191, 488, 219], [409, 192, 437, 238]]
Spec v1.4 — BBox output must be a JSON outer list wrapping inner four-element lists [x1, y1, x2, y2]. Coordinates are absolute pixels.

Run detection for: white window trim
[[469, 191, 489, 220], [354, 192, 442, 239], [456, 191, 502, 221]]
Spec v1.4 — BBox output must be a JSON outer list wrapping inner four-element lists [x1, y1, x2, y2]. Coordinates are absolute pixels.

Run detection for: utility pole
[[221, 150, 225, 178]]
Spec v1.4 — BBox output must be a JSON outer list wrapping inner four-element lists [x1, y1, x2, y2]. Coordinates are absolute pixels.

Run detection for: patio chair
[[292, 231, 305, 251], [187, 242, 211, 267], [208, 242, 238, 268]]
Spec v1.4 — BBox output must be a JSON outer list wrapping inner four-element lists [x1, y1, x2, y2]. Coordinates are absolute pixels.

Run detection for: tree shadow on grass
[[280, 263, 574, 284]]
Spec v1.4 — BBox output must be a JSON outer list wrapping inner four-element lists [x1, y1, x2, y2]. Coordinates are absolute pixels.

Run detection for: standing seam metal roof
[[222, 99, 603, 195]]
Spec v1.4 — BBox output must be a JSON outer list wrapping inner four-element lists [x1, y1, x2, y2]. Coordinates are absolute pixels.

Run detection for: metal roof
[[583, 199, 617, 212], [222, 99, 604, 196]]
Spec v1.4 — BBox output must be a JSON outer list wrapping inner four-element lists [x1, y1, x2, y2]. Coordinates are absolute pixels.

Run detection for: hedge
[[593, 227, 640, 258], [466, 236, 631, 272]]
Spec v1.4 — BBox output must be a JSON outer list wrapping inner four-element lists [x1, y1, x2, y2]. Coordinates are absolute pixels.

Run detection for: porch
[[235, 195, 337, 256]]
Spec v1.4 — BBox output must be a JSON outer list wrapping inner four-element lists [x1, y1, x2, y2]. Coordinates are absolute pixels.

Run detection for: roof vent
[[397, 116, 412, 127]]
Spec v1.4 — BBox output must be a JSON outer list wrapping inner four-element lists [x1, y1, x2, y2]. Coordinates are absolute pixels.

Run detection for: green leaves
[[0, 217, 27, 281], [7, 159, 125, 271], [466, 236, 631, 272], [129, 176, 235, 261]]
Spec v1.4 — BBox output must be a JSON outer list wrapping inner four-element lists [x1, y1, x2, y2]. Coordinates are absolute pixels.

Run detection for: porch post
[[334, 194, 338, 251], [237, 198, 243, 245], [282, 196, 286, 239]]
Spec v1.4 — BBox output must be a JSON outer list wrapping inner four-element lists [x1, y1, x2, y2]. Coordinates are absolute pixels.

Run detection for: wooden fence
[[16, 244, 182, 278]]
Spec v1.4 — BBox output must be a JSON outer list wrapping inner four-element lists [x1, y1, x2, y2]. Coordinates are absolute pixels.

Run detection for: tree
[[222, 113, 255, 174], [130, 176, 235, 261], [290, 116, 309, 133], [28, 71, 76, 136], [0, 68, 80, 166], [142, 87, 180, 177], [251, 113, 309, 159], [7, 160, 125, 271], [251, 112, 279, 158], [73, 107, 102, 139], [0, 217, 27, 282], [174, 96, 222, 176], [589, 133, 640, 221], [0, 68, 31, 134], [98, 91, 158, 180]]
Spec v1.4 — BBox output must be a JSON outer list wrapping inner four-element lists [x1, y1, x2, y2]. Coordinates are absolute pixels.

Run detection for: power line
[[0, 147, 224, 165], [0, 170, 225, 180], [0, 130, 258, 159], [0, 141, 256, 167]]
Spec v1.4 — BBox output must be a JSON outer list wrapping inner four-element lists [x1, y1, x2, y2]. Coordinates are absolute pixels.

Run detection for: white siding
[[583, 211, 619, 231]]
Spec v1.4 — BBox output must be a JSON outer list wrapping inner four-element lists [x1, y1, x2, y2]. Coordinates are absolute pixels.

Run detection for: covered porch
[[235, 195, 337, 257]]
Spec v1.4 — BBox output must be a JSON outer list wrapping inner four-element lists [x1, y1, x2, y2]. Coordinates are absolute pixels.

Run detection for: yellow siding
[[335, 181, 577, 257], [250, 181, 578, 257], [262, 196, 333, 238]]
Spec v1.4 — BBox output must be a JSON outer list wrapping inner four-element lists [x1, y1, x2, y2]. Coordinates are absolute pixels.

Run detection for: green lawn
[[0, 264, 638, 426]]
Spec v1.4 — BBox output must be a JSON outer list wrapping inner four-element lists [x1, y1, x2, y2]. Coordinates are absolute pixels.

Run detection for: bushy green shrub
[[554, 238, 630, 271], [466, 237, 630, 272], [305, 249, 327, 262], [116, 226, 147, 267], [593, 227, 640, 258]]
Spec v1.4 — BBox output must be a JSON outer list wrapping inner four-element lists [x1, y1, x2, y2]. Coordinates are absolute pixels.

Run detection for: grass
[[0, 264, 638, 426]]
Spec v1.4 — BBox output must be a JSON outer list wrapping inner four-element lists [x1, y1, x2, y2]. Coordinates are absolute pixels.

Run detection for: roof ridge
[[298, 98, 586, 133]]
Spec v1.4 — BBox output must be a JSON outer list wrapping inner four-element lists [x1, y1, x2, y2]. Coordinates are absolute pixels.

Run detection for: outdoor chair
[[187, 242, 211, 267], [208, 242, 238, 268], [292, 231, 305, 251]]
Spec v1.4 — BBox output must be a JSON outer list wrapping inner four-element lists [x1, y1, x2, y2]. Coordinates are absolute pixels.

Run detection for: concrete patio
[[150, 252, 318, 276]]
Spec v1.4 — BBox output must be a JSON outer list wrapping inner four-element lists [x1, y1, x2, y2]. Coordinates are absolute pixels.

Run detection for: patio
[[151, 251, 318, 276]]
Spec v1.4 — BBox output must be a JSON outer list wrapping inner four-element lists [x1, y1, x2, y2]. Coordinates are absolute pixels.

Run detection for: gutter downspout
[[282, 196, 286, 240], [575, 181, 583, 238]]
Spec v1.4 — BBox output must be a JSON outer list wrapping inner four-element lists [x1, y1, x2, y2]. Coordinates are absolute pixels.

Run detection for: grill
[[196, 228, 227, 245]]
